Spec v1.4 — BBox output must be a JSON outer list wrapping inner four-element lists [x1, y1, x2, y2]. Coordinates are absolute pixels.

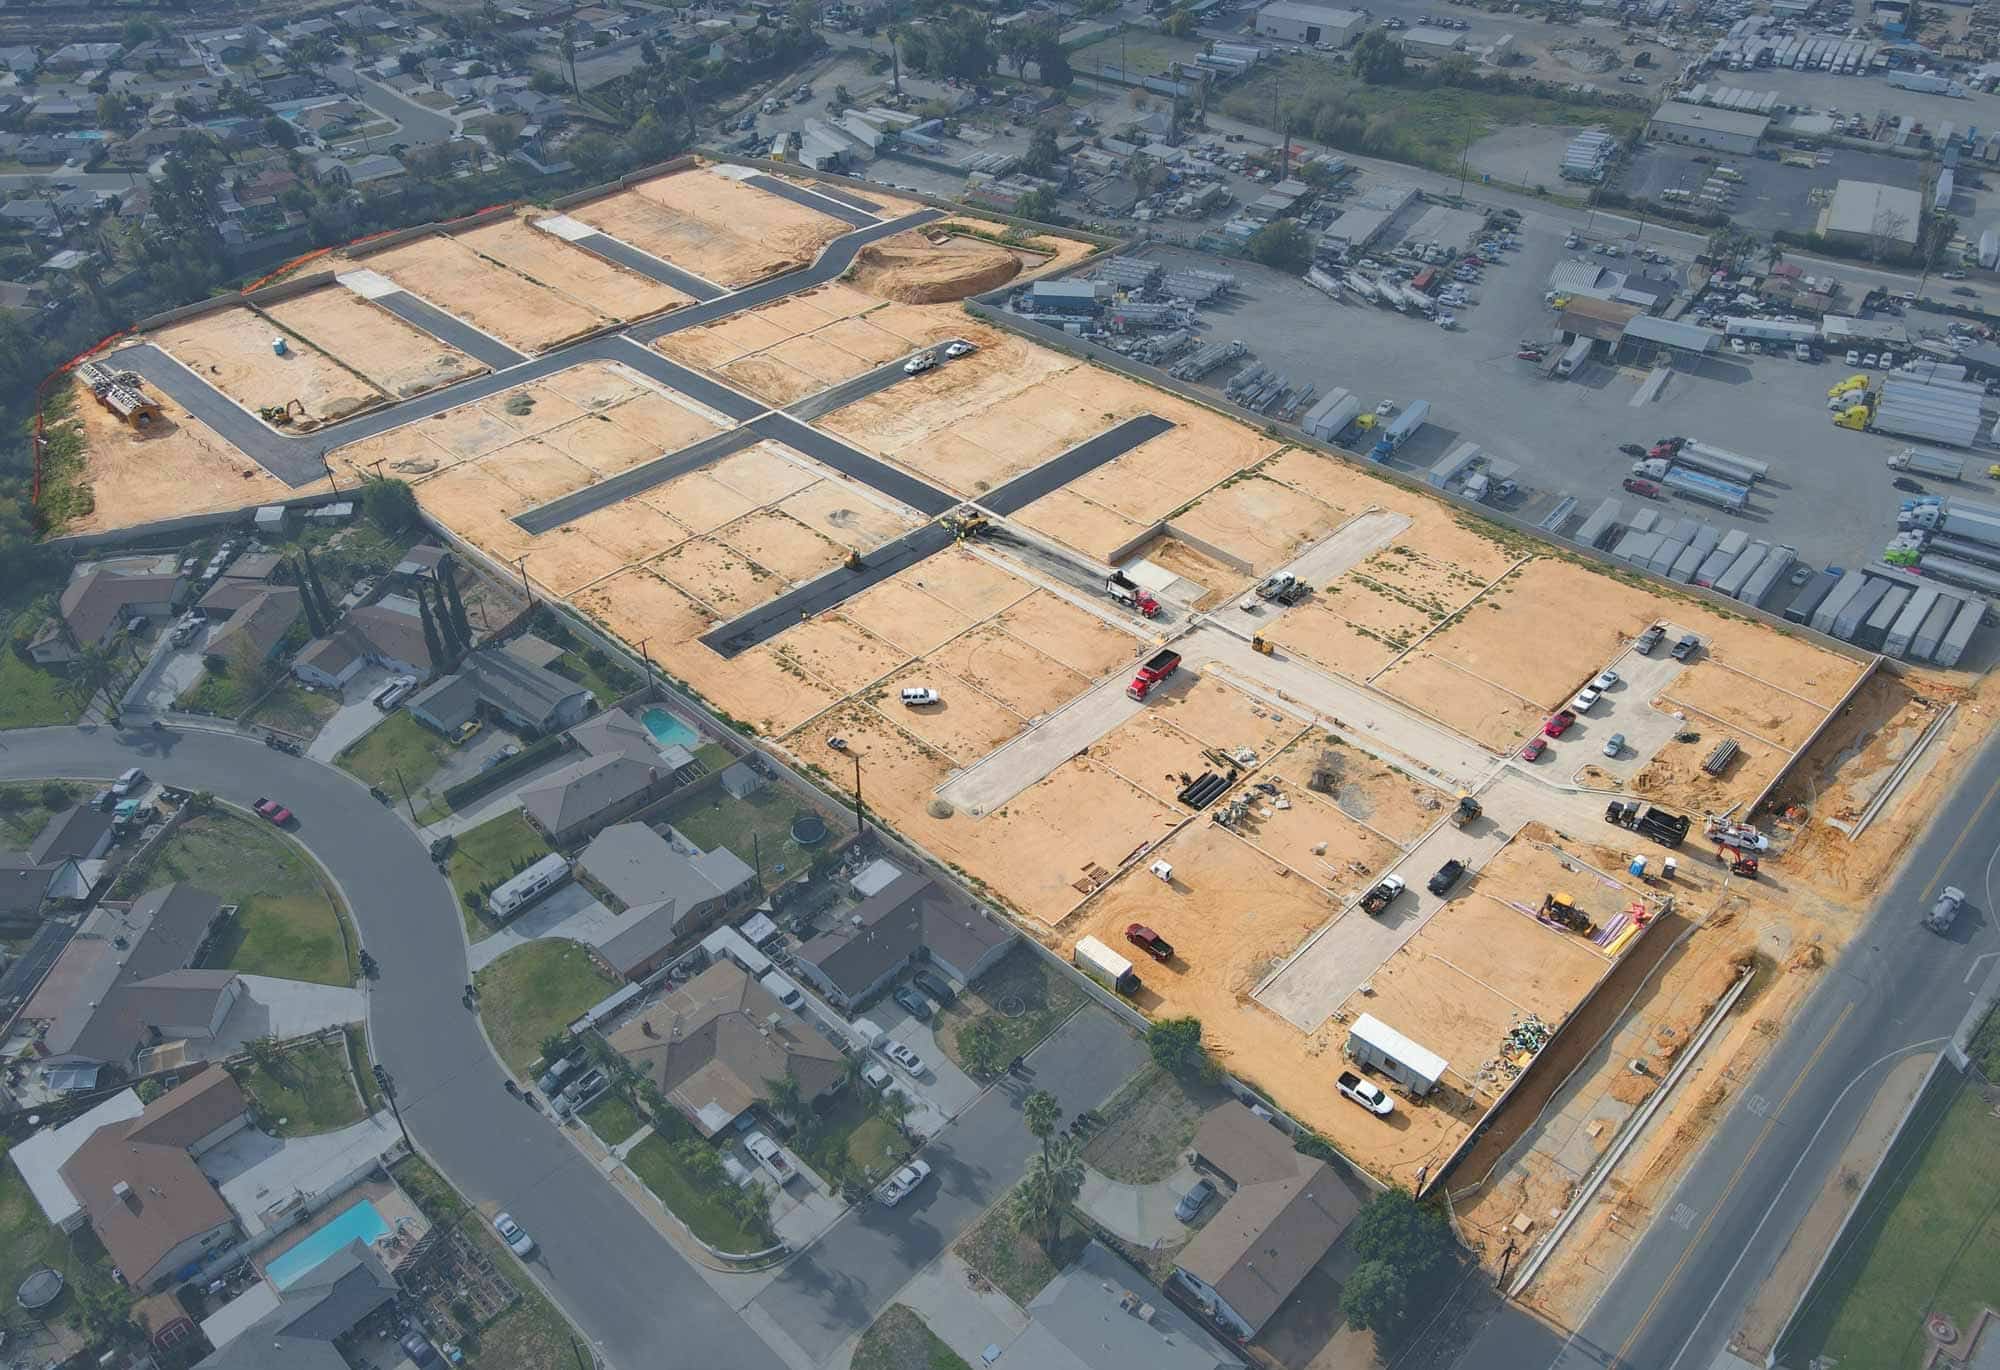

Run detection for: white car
[[1375, 400, 1395, 417], [903, 351, 938, 375], [861, 1060, 893, 1089], [1571, 687, 1602, 712], [1337, 1071, 1396, 1116], [900, 686, 941, 706], [882, 1039, 924, 1074], [878, 1160, 932, 1206], [944, 340, 975, 358], [1591, 668, 1619, 691], [493, 1213, 535, 1257]]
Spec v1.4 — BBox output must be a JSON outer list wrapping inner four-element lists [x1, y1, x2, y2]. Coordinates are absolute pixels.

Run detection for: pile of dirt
[[847, 230, 1021, 302], [1609, 1072, 1660, 1105]]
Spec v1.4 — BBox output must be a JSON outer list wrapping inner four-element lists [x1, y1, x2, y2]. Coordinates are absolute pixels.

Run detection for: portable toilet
[[272, 335, 288, 356], [1628, 854, 1648, 877]]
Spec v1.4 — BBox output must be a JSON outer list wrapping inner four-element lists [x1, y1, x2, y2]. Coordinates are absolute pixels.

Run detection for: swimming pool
[[641, 707, 699, 751], [265, 1200, 389, 1289]]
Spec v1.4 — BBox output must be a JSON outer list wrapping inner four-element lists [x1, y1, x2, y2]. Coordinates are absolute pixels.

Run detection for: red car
[[1543, 710, 1577, 738], [253, 797, 292, 826], [1622, 477, 1660, 497], [1520, 736, 1547, 761]]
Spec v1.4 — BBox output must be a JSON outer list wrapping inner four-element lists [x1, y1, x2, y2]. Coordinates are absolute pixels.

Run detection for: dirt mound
[[848, 230, 1021, 302]]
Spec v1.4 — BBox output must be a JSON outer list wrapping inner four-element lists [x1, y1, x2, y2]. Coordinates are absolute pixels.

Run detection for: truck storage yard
[[45, 160, 2000, 1294]]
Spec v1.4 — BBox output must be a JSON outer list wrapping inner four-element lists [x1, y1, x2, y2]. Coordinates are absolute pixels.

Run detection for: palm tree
[[1023, 1089, 1060, 1160], [65, 642, 121, 719], [1012, 1134, 1085, 1256], [873, 1081, 917, 1139], [764, 1072, 805, 1134]]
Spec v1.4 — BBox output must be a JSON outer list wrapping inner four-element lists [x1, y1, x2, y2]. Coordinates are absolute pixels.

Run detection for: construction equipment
[[1307, 746, 1342, 795], [1126, 649, 1182, 701], [845, 549, 865, 572], [1450, 790, 1482, 827], [257, 399, 306, 426], [1250, 635, 1274, 655], [1721, 849, 1759, 878], [941, 506, 989, 539], [1255, 572, 1311, 605], [1540, 892, 1595, 934]]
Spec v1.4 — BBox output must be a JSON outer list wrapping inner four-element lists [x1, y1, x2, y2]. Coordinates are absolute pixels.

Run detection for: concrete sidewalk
[[209, 977, 367, 1056]]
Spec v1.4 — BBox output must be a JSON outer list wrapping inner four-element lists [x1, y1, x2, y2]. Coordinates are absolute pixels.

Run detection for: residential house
[[29, 569, 186, 665], [581, 823, 757, 978], [605, 959, 846, 1136], [312, 153, 407, 186], [518, 753, 681, 848], [203, 587, 303, 667], [58, 1067, 250, 1289], [260, 73, 319, 103], [197, 1242, 399, 1368], [569, 705, 662, 762], [46, 41, 120, 70], [0, 45, 39, 75], [1170, 1103, 1367, 1338], [1, 200, 64, 238], [197, 552, 285, 617], [791, 868, 1014, 1011], [390, 542, 450, 583], [1018, 1240, 1243, 1370], [0, 853, 62, 936], [292, 599, 434, 688], [30, 804, 115, 865], [22, 884, 242, 1072], [406, 640, 591, 738]]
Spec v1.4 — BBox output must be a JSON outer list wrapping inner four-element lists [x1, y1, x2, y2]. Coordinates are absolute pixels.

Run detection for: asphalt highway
[[1437, 727, 2000, 1370], [0, 724, 784, 1370]]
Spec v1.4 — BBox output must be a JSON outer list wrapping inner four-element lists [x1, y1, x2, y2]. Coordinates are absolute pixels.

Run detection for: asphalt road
[[332, 67, 456, 147], [372, 290, 529, 370], [744, 173, 878, 229], [750, 1006, 1147, 1365], [514, 428, 764, 534], [783, 342, 975, 423], [1437, 726, 2000, 1370], [567, 229, 727, 302], [982, 413, 1176, 516], [0, 724, 783, 1370], [701, 522, 956, 657]]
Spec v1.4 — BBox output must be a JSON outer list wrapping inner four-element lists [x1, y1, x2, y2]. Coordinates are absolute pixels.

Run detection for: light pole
[[372, 1063, 412, 1151]]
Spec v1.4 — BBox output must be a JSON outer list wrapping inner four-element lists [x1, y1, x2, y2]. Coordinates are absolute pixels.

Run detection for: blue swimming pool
[[265, 1200, 389, 1290], [641, 707, 699, 751]]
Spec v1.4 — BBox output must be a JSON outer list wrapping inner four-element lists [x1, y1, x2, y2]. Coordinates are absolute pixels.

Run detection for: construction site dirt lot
[[570, 168, 848, 288], [1263, 604, 1407, 680], [924, 623, 1092, 719], [457, 214, 692, 322], [356, 234, 609, 352], [151, 308, 388, 425], [61, 375, 333, 534], [1266, 736, 1446, 846], [261, 286, 486, 399], [868, 665, 1027, 764], [1658, 658, 1828, 751], [843, 227, 1021, 303], [773, 616, 914, 695], [1375, 650, 1550, 752], [1169, 471, 1345, 575]]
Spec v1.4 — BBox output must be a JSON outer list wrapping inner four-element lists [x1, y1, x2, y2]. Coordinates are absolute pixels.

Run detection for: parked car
[[861, 1060, 893, 1090], [454, 721, 483, 745], [1175, 1178, 1216, 1222], [912, 969, 956, 1005], [1520, 736, 1546, 762], [1602, 732, 1626, 758], [1427, 859, 1465, 896], [252, 797, 292, 826], [1336, 1070, 1395, 1115], [493, 1213, 535, 1257], [903, 351, 938, 374], [1622, 477, 1660, 498], [1671, 633, 1703, 661], [1544, 709, 1576, 737], [881, 1039, 924, 1074], [900, 687, 941, 706], [892, 986, 932, 1020], [400, 1332, 439, 1366], [1571, 687, 1602, 713], [1592, 668, 1620, 691], [112, 767, 146, 797], [1636, 623, 1666, 654], [944, 340, 975, 358], [878, 1160, 933, 1207]]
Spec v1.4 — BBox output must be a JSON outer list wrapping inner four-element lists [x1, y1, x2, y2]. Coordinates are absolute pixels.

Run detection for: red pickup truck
[[1126, 649, 1182, 701], [1126, 923, 1174, 961]]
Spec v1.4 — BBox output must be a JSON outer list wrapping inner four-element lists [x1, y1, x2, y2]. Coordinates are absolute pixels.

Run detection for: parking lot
[[1620, 142, 1922, 236]]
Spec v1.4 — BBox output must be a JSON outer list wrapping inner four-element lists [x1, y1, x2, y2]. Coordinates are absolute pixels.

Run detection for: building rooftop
[[1649, 100, 1771, 139], [204, 587, 302, 663], [196, 1241, 398, 1369], [58, 570, 183, 645], [30, 803, 112, 865], [520, 754, 665, 836], [794, 870, 1012, 995], [1018, 1240, 1242, 1370], [582, 822, 754, 952], [1823, 178, 1923, 244]]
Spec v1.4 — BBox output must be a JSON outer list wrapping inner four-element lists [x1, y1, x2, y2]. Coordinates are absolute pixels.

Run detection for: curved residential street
[[0, 723, 783, 1370]]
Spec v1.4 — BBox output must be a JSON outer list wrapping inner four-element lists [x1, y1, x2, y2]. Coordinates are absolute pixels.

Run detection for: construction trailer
[[1345, 1013, 1447, 1097]]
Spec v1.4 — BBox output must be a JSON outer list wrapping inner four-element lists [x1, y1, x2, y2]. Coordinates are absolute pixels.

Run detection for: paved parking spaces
[[306, 666, 397, 761], [858, 999, 981, 1133], [1547, 631, 1694, 784]]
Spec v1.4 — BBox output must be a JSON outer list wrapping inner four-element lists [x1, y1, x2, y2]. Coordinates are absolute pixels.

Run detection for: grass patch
[[660, 783, 822, 889], [0, 780, 88, 848], [1971, 1001, 2000, 1079], [1782, 1073, 2000, 1368], [473, 939, 615, 1073], [231, 1036, 367, 1137], [623, 1112, 770, 1254], [0, 612, 82, 729], [143, 812, 356, 985], [390, 1155, 577, 1370], [448, 810, 553, 940], [246, 682, 339, 738], [337, 710, 451, 794], [934, 946, 1086, 1076], [0, 1151, 126, 1341], [581, 1091, 645, 1147], [957, 1188, 1089, 1306], [796, 1087, 911, 1188], [1082, 1062, 1226, 1184], [694, 741, 733, 772], [550, 649, 640, 707], [176, 665, 257, 718], [348, 1024, 383, 1115], [852, 1304, 972, 1370]]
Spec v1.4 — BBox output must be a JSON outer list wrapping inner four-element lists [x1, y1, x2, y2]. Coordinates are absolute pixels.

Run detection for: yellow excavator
[[258, 399, 306, 426]]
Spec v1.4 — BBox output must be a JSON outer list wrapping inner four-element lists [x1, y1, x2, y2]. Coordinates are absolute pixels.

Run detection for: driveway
[[856, 1000, 980, 1136], [748, 1006, 1146, 1368], [306, 665, 396, 761], [207, 976, 368, 1056], [135, 635, 211, 714], [467, 883, 626, 972]]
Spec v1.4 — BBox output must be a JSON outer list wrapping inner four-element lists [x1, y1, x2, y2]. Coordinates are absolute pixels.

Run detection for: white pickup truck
[[744, 1131, 797, 1186]]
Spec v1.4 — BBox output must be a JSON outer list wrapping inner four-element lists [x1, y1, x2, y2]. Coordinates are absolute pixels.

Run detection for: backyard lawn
[[0, 604, 80, 729], [852, 1305, 971, 1370], [177, 665, 258, 718], [957, 1188, 1089, 1306], [246, 682, 339, 738], [1781, 1071, 2000, 1368], [935, 946, 1086, 1077], [449, 811, 553, 938], [474, 940, 615, 1073], [798, 1088, 911, 1189], [0, 1154, 126, 1341], [581, 1091, 645, 1147], [550, 649, 640, 707], [662, 783, 827, 887], [337, 710, 451, 793], [231, 1035, 369, 1137], [146, 812, 356, 985]]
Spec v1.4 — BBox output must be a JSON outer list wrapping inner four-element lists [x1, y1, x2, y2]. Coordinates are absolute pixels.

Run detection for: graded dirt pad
[[539, 363, 649, 410], [262, 286, 484, 399], [1266, 737, 1445, 845], [1418, 556, 1649, 709], [458, 215, 691, 322], [1625, 735, 1787, 816], [1137, 537, 1255, 608], [1352, 542, 1500, 622], [905, 548, 1037, 621], [1314, 578, 1445, 645], [474, 384, 590, 438], [1256, 444, 1381, 511], [714, 508, 847, 585], [820, 331, 1076, 458], [469, 437, 599, 507], [638, 470, 760, 536], [359, 234, 609, 352], [772, 616, 912, 694], [561, 497, 691, 567], [1659, 659, 1827, 750], [989, 590, 1144, 680], [1010, 488, 1152, 561], [1229, 783, 1403, 889], [1263, 602, 1408, 680], [1699, 621, 1863, 710], [153, 307, 388, 424], [651, 536, 784, 616], [867, 665, 1026, 764], [837, 578, 976, 657], [574, 170, 847, 288], [342, 404, 518, 474], [65, 375, 327, 534], [1375, 650, 1548, 752], [778, 481, 921, 552], [1143, 673, 1306, 759], [1170, 474, 1344, 574], [1088, 712, 1226, 804], [714, 354, 825, 408], [924, 623, 1092, 719], [844, 228, 1021, 302], [930, 217, 1098, 278], [1062, 408, 1284, 526], [706, 443, 821, 506]]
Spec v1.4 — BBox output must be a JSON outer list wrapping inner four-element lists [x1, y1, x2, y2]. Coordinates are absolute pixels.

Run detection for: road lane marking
[[1968, 951, 1999, 986], [1922, 764, 2000, 903], [1612, 1000, 1855, 1367]]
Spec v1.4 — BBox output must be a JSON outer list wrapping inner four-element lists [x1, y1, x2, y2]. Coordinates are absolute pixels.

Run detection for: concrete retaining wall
[[547, 153, 702, 212]]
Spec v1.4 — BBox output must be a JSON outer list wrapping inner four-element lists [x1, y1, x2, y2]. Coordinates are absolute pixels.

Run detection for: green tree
[[399, 51, 425, 74], [121, 18, 155, 45], [1341, 1259, 1407, 1331], [1011, 1133, 1085, 1255], [1023, 1088, 1061, 1159], [1146, 1016, 1217, 1081], [1248, 219, 1313, 272], [956, 1016, 1006, 1077], [1013, 189, 1059, 222], [629, 110, 675, 163], [416, 581, 447, 671], [1352, 30, 1406, 84], [69, 1272, 136, 1345], [263, 114, 299, 149], [363, 476, 418, 532], [764, 1071, 807, 1134], [64, 643, 121, 718], [300, 545, 333, 624], [441, 556, 472, 644], [1351, 1187, 1452, 1272], [873, 1079, 918, 1138], [1163, 6, 1195, 37], [1020, 126, 1061, 177], [299, 573, 326, 637], [566, 131, 621, 178]]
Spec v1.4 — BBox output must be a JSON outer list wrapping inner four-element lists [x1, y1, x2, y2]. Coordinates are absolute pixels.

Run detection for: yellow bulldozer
[[941, 506, 990, 540]]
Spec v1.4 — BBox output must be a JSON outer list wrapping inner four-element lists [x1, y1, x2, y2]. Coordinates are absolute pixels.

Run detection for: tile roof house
[[30, 803, 115, 864], [606, 960, 846, 1135], [791, 870, 1014, 1010], [203, 587, 303, 665], [519, 754, 676, 848], [1017, 1240, 1242, 1370], [22, 885, 242, 1069], [292, 599, 434, 688], [1171, 1103, 1367, 1338], [581, 823, 757, 978], [59, 1067, 249, 1289], [569, 706, 663, 762], [0, 853, 62, 935], [30, 570, 186, 665], [407, 640, 592, 737], [197, 1241, 398, 1369]]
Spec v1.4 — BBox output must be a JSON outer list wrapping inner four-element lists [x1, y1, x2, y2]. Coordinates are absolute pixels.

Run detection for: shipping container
[[1714, 541, 1771, 598], [1740, 544, 1795, 606], [1936, 598, 1983, 668], [1832, 577, 1892, 640], [1785, 569, 1840, 624], [1858, 585, 1911, 650], [1885, 585, 1940, 657], [1345, 1013, 1447, 1097], [1811, 571, 1869, 634]]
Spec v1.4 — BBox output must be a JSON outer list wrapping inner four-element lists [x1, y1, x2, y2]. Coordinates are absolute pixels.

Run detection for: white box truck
[[1073, 935, 1140, 995]]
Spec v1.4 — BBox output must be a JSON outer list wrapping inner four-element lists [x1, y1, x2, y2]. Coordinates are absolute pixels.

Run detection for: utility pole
[[851, 751, 864, 838], [392, 766, 418, 826], [324, 460, 341, 496], [372, 1064, 412, 1151], [512, 553, 533, 605]]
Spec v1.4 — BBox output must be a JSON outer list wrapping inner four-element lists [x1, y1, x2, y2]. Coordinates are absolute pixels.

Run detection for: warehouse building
[[1645, 101, 1770, 155], [1818, 179, 1923, 250], [1253, 2, 1365, 45], [1024, 279, 1103, 317], [1398, 24, 1465, 56]]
